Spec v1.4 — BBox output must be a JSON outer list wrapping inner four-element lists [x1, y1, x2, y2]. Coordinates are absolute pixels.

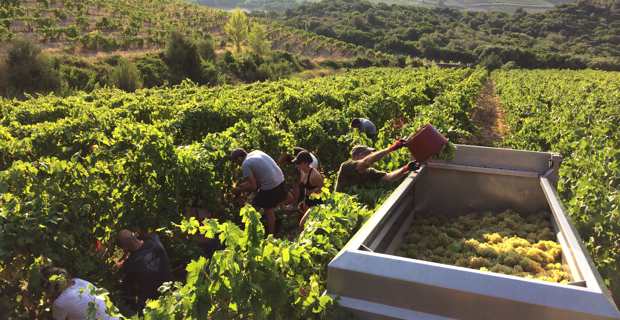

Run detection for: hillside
[[0, 0, 379, 59], [273, 0, 620, 69], [198, 0, 575, 12], [0, 0, 396, 98]]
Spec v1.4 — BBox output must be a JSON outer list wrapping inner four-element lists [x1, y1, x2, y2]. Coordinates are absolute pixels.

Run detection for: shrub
[[135, 54, 172, 88], [110, 59, 143, 92], [200, 60, 219, 85], [2, 38, 61, 97], [196, 36, 216, 61], [164, 32, 202, 83]]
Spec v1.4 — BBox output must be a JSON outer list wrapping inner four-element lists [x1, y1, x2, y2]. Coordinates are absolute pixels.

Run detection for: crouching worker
[[335, 140, 419, 192], [116, 230, 172, 315], [41, 266, 118, 320], [351, 117, 377, 139], [230, 148, 287, 235]]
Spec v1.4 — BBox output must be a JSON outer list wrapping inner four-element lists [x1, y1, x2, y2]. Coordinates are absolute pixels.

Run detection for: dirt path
[[466, 80, 508, 147]]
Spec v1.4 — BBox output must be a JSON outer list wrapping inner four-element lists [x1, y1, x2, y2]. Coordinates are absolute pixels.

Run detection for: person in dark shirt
[[335, 141, 420, 192], [116, 230, 172, 314]]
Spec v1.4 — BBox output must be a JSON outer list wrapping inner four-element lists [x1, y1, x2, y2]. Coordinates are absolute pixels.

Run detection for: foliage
[[145, 197, 371, 319], [110, 59, 143, 92], [0, 0, 377, 98], [1, 38, 61, 97], [0, 67, 487, 318], [225, 9, 250, 53], [273, 0, 620, 70], [197, 35, 217, 62], [493, 68, 620, 303], [248, 22, 271, 57], [165, 32, 204, 84]]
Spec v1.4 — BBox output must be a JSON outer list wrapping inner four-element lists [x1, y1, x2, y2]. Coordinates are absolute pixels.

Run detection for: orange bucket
[[405, 124, 448, 163]]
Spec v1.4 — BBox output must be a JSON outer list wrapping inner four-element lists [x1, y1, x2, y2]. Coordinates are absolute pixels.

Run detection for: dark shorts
[[252, 182, 287, 209]]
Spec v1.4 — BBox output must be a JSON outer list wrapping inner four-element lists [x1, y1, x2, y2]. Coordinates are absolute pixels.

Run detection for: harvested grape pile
[[396, 210, 571, 284]]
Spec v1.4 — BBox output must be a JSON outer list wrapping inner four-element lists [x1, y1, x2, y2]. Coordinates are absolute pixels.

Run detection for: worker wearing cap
[[351, 118, 377, 138], [335, 140, 418, 192], [292, 151, 324, 227], [230, 148, 286, 235]]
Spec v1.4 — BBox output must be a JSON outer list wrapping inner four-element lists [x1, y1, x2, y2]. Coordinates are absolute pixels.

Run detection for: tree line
[[270, 0, 620, 70]]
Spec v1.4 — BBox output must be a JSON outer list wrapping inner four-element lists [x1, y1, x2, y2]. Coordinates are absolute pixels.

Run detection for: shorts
[[252, 182, 287, 209]]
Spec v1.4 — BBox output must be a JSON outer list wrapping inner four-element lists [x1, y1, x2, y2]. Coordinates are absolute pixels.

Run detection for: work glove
[[405, 161, 421, 172], [388, 138, 407, 152]]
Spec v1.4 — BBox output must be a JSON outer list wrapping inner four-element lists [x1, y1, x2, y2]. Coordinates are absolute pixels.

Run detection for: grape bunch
[[435, 141, 456, 161], [395, 210, 570, 284]]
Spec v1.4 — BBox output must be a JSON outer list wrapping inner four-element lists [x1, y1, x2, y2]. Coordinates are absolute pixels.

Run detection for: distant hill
[[197, 0, 575, 12], [0, 0, 395, 98], [0, 0, 378, 60], [273, 0, 620, 70]]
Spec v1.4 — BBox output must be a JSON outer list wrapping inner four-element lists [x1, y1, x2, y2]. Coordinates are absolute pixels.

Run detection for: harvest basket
[[405, 124, 448, 163]]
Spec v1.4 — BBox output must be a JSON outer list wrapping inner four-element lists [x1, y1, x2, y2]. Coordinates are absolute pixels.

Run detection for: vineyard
[[0, 0, 376, 60], [493, 69, 620, 302], [0, 66, 487, 318], [0, 0, 226, 51]]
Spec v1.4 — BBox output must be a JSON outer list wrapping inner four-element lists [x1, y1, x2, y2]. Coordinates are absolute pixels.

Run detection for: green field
[[0, 66, 487, 318]]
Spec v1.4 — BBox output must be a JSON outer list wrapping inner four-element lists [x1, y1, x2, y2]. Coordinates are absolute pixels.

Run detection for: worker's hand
[[114, 253, 129, 269], [406, 161, 421, 172], [388, 138, 407, 152]]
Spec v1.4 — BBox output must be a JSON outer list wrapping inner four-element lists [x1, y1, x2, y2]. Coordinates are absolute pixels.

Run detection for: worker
[[293, 147, 319, 169], [351, 118, 377, 138], [230, 148, 287, 235], [335, 140, 419, 192], [292, 151, 324, 227], [278, 147, 320, 209], [116, 230, 172, 314], [41, 266, 118, 320], [279, 147, 319, 169]]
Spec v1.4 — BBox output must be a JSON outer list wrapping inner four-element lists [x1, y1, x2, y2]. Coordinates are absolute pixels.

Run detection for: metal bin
[[327, 145, 620, 320]]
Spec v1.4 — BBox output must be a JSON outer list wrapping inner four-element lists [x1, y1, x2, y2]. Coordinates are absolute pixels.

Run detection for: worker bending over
[[230, 148, 287, 235], [41, 266, 118, 320], [116, 230, 172, 314], [351, 118, 377, 138]]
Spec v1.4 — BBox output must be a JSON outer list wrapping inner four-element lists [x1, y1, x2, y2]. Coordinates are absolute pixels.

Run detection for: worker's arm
[[356, 139, 406, 172], [234, 172, 257, 193], [382, 161, 419, 183], [356, 148, 391, 172]]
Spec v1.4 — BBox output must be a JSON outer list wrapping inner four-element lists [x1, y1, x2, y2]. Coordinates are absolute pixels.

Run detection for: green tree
[[224, 9, 249, 53], [164, 32, 202, 83], [197, 35, 216, 61], [110, 58, 143, 92], [2, 38, 61, 97], [248, 22, 271, 57]]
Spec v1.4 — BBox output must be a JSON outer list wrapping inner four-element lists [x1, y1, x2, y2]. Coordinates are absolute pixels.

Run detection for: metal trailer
[[327, 145, 620, 320]]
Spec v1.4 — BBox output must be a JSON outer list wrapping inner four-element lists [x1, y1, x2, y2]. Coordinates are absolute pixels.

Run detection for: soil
[[466, 80, 509, 146]]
